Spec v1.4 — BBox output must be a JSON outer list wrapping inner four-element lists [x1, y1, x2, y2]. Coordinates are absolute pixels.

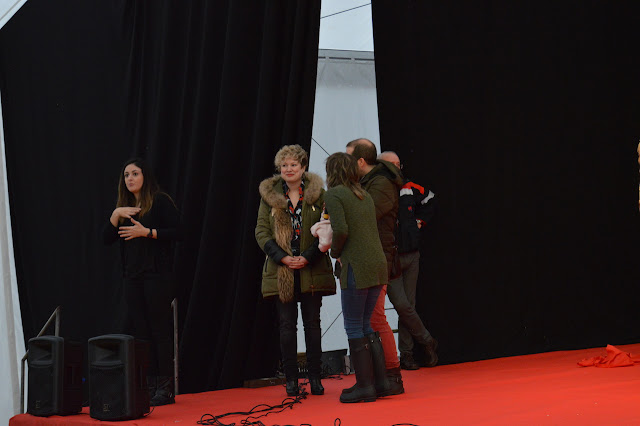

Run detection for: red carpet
[[11, 343, 640, 425]]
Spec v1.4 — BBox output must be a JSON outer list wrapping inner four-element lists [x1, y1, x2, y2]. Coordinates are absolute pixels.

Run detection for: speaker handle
[[21, 306, 62, 413]]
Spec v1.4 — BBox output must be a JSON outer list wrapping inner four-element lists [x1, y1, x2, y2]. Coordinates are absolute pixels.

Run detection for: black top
[[103, 193, 179, 278], [397, 179, 436, 253]]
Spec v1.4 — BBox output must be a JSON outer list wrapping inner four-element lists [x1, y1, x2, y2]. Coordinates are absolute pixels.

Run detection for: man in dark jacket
[[346, 138, 405, 395], [379, 151, 438, 370]]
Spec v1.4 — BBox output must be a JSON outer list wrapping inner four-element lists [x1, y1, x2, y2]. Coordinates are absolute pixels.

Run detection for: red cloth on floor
[[578, 344, 640, 367]]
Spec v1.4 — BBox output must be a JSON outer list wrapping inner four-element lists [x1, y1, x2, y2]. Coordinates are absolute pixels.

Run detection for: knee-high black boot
[[342, 332, 402, 397], [365, 332, 393, 397], [340, 337, 376, 403]]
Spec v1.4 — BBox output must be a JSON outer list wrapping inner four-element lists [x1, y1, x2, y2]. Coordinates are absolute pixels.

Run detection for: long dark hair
[[325, 152, 366, 200], [116, 157, 159, 219]]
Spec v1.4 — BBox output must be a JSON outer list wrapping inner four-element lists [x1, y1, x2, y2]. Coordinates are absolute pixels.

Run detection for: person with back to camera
[[346, 138, 405, 394], [379, 151, 438, 370], [324, 152, 390, 403], [255, 145, 336, 397], [102, 157, 179, 406]]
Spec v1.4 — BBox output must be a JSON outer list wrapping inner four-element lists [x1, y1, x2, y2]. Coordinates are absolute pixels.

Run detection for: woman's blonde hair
[[274, 144, 308, 171], [325, 152, 366, 200]]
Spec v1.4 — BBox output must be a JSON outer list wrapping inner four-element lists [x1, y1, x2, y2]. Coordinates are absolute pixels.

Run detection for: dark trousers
[[387, 251, 432, 354], [123, 275, 174, 376], [275, 272, 323, 380]]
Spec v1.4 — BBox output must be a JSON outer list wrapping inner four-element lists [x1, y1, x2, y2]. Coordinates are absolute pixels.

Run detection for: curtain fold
[[0, 0, 320, 393]]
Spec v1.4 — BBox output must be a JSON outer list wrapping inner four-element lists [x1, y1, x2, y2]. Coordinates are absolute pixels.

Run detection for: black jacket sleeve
[[301, 239, 321, 264], [264, 239, 288, 265]]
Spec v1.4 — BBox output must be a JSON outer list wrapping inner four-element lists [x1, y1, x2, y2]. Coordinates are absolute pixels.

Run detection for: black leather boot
[[308, 377, 324, 395], [400, 352, 420, 370], [385, 367, 405, 396], [150, 376, 175, 406], [285, 379, 299, 396], [423, 337, 439, 367], [365, 332, 393, 397], [340, 337, 376, 403]]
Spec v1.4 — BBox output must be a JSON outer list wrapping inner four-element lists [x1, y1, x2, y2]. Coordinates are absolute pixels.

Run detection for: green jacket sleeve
[[255, 198, 273, 250], [324, 190, 348, 259]]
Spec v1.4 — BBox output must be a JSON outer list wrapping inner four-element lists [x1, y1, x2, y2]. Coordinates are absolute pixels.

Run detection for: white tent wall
[[0, 0, 28, 421], [319, 1, 374, 52], [297, 49, 399, 355], [0, 0, 26, 29], [0, 98, 23, 419]]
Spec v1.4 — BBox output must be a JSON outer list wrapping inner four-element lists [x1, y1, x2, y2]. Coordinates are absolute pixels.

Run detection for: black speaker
[[27, 336, 83, 417], [88, 334, 150, 421]]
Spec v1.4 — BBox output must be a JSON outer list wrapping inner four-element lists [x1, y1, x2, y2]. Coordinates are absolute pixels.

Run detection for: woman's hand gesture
[[118, 218, 149, 240], [110, 207, 141, 226]]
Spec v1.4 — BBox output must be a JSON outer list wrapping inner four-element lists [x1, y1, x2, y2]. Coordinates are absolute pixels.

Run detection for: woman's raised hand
[[115, 207, 141, 219], [118, 218, 149, 240], [110, 207, 141, 226]]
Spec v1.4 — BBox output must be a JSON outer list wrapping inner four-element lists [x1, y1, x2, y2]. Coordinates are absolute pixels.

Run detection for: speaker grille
[[28, 363, 55, 416], [90, 363, 126, 420]]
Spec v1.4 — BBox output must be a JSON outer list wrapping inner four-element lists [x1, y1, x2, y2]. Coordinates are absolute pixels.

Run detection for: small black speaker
[[27, 336, 83, 417], [88, 334, 150, 421]]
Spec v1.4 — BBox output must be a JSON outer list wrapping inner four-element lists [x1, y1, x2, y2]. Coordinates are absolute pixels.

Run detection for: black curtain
[[372, 1, 640, 363], [0, 0, 320, 392]]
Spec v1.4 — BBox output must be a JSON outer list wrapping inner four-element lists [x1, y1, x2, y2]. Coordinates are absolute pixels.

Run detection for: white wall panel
[[299, 50, 399, 355]]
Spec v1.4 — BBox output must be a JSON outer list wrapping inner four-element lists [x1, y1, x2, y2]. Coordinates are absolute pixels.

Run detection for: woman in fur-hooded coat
[[255, 145, 335, 397]]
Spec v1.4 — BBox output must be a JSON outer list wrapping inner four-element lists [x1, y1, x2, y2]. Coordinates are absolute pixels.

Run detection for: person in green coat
[[324, 152, 390, 403], [347, 138, 405, 395], [255, 145, 336, 397]]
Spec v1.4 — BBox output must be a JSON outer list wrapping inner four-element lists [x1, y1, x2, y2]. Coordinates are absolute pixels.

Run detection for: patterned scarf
[[283, 179, 305, 242]]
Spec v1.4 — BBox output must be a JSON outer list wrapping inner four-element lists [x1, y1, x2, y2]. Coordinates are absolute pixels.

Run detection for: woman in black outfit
[[103, 158, 179, 406]]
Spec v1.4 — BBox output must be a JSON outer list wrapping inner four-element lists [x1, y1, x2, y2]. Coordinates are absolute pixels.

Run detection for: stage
[[11, 343, 640, 425]]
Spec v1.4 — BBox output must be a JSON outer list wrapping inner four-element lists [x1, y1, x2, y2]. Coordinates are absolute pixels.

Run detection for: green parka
[[255, 172, 336, 302]]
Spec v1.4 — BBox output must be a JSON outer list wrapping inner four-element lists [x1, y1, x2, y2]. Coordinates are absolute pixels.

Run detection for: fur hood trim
[[258, 172, 324, 209]]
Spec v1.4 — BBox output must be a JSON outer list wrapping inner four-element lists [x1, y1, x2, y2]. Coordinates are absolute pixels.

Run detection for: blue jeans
[[341, 265, 382, 339]]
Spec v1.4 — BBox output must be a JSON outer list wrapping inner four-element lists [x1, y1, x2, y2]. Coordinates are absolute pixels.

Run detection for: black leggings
[[275, 272, 323, 380], [123, 275, 174, 376]]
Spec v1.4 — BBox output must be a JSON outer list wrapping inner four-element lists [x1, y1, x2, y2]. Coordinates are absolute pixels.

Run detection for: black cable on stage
[[197, 389, 309, 426]]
